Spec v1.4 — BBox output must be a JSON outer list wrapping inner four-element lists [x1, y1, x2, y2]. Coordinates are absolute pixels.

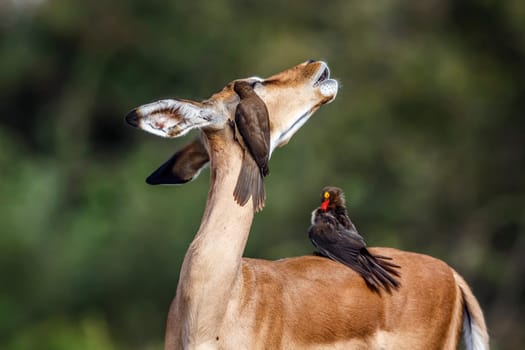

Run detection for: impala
[[125, 60, 488, 349]]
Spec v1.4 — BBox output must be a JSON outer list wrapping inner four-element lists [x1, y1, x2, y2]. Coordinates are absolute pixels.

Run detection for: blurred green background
[[1, 0, 524, 349]]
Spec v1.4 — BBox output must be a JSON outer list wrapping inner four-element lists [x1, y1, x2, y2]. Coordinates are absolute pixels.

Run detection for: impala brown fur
[[125, 61, 488, 349], [234, 250, 467, 349]]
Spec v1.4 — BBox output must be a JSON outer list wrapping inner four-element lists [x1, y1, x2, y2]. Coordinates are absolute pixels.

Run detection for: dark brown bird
[[309, 187, 401, 293], [232, 80, 270, 212]]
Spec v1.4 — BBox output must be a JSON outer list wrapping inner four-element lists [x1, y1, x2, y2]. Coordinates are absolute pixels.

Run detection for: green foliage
[[1, 0, 524, 349], [5, 316, 117, 350]]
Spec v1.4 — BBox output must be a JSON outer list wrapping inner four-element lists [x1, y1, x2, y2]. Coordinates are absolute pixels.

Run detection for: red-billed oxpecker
[[309, 186, 401, 293], [232, 80, 270, 212]]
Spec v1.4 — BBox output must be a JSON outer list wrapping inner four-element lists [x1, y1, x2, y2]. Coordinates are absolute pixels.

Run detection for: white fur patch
[[463, 309, 488, 350], [320, 80, 339, 99], [136, 99, 219, 138]]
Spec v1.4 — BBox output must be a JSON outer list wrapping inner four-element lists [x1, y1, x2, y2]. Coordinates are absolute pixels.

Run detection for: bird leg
[[228, 118, 238, 142]]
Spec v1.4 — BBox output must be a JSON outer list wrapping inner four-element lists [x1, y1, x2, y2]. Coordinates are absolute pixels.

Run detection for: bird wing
[[341, 226, 367, 247], [334, 207, 359, 231], [234, 96, 270, 176], [308, 223, 365, 268], [308, 218, 401, 293]]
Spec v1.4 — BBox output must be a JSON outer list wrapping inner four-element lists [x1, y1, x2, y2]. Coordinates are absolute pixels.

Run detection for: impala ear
[[125, 99, 220, 138], [146, 137, 210, 185]]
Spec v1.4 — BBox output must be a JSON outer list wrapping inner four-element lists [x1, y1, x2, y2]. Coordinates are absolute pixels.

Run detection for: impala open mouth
[[314, 66, 330, 86]]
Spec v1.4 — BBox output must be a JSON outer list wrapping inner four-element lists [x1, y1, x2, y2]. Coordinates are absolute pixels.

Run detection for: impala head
[[319, 186, 346, 212], [125, 60, 338, 185]]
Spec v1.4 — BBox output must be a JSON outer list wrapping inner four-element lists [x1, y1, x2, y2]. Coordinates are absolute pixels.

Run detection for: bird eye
[[323, 192, 330, 199]]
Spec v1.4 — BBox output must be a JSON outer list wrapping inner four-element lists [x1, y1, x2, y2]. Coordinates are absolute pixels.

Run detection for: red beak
[[320, 199, 329, 211]]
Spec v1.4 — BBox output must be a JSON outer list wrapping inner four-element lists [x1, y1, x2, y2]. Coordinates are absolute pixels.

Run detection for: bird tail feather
[[357, 250, 401, 293], [233, 152, 265, 212]]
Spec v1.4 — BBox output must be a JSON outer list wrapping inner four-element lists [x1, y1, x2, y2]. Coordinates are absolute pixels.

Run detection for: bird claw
[[228, 119, 238, 142]]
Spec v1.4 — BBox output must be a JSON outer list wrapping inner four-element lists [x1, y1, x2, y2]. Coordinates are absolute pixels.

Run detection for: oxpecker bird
[[309, 187, 401, 293], [232, 80, 270, 212]]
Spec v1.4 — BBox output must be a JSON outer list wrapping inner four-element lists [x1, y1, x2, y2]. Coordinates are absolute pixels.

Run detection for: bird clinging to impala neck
[[232, 80, 270, 212], [309, 186, 401, 293]]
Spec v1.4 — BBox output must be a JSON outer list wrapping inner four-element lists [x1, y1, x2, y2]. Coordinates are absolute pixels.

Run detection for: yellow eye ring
[[323, 192, 330, 199]]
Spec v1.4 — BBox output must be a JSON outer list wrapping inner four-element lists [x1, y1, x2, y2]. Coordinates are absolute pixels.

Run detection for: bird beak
[[320, 199, 329, 211]]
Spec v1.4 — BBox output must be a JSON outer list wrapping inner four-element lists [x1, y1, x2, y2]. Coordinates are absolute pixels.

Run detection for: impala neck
[[176, 128, 253, 342]]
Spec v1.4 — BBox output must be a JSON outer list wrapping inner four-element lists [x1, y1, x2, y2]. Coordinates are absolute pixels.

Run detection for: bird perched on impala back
[[309, 186, 401, 293], [232, 80, 270, 212]]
